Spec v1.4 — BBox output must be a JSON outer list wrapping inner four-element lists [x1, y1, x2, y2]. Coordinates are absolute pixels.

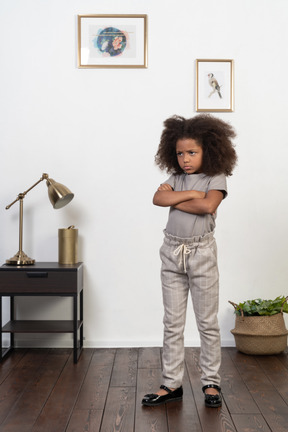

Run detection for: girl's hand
[[196, 191, 206, 199], [157, 183, 173, 191]]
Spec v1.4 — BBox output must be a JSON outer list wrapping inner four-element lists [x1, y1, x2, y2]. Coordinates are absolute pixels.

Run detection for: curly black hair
[[155, 114, 237, 176]]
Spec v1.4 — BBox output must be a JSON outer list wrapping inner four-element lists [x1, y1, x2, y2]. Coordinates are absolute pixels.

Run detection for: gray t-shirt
[[164, 173, 227, 238]]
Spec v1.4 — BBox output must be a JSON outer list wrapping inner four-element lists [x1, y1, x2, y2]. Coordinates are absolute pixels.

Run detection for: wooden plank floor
[[0, 347, 288, 431]]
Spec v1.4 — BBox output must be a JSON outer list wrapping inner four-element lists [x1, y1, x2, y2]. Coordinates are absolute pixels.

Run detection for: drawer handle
[[26, 272, 48, 278]]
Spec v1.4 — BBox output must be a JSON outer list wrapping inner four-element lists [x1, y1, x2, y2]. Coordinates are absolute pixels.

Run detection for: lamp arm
[[5, 173, 49, 210]]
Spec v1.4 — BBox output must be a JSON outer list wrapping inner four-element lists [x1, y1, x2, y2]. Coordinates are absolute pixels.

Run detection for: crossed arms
[[153, 183, 224, 215]]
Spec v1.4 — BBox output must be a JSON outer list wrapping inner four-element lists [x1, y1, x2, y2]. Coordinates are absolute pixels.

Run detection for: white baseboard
[[12, 337, 236, 349]]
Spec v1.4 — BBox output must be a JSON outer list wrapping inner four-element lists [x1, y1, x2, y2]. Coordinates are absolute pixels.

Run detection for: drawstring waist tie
[[173, 244, 192, 273], [164, 230, 215, 273]]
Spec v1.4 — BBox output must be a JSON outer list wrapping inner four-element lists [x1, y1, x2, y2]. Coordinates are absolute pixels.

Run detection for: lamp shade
[[46, 178, 74, 209]]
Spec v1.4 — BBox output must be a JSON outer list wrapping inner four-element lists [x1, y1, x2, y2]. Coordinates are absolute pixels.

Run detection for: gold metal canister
[[58, 225, 78, 264]]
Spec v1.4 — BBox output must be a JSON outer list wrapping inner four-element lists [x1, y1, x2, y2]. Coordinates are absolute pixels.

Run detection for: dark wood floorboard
[[0, 347, 288, 431]]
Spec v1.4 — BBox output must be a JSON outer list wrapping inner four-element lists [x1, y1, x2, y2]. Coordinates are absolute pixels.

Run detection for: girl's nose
[[183, 153, 190, 162]]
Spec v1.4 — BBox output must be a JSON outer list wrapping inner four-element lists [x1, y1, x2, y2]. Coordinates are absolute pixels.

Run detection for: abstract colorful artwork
[[78, 15, 147, 68], [94, 27, 127, 57]]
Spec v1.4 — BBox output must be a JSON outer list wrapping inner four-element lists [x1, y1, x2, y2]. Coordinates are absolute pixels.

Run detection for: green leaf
[[231, 296, 288, 316]]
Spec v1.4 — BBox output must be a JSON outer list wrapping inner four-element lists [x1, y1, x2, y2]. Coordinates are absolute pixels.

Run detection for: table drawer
[[0, 270, 78, 294]]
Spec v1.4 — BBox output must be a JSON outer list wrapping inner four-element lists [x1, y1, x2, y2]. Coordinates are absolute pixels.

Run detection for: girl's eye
[[190, 151, 196, 155], [176, 152, 183, 156]]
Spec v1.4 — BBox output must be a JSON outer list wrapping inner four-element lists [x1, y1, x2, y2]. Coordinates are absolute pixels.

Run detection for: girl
[[142, 114, 237, 408]]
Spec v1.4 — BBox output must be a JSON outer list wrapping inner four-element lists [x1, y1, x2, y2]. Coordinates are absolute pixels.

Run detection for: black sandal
[[202, 384, 222, 408], [142, 385, 183, 406]]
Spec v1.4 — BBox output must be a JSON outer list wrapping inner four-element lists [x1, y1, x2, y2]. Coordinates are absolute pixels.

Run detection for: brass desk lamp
[[5, 173, 74, 265]]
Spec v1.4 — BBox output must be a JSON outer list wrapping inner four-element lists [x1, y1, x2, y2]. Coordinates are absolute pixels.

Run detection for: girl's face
[[176, 138, 203, 174]]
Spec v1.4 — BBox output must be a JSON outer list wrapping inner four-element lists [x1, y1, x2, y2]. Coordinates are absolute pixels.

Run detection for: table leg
[[80, 290, 83, 354], [10, 296, 14, 348], [0, 296, 2, 361], [0, 296, 14, 361], [73, 294, 77, 363]]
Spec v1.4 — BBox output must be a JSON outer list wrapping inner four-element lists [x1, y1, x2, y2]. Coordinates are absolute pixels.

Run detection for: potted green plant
[[229, 296, 288, 355]]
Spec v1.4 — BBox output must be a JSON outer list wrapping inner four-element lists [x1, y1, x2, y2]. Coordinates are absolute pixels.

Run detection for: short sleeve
[[208, 174, 228, 198]]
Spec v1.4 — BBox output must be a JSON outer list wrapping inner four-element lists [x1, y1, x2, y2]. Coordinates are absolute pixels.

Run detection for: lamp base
[[6, 250, 35, 265]]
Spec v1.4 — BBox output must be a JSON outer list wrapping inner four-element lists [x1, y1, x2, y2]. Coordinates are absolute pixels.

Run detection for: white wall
[[1, 0, 288, 348]]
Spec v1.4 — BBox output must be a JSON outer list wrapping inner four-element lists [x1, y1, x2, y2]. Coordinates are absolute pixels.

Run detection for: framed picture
[[196, 59, 234, 112], [77, 14, 148, 68]]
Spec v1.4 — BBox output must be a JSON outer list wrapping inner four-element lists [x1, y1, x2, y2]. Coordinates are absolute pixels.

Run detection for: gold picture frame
[[77, 14, 148, 69], [196, 59, 234, 112]]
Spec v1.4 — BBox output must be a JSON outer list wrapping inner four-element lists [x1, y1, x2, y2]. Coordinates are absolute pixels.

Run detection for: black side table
[[0, 262, 83, 363]]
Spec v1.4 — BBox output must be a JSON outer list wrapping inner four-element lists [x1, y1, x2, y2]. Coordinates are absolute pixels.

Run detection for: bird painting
[[208, 73, 222, 99]]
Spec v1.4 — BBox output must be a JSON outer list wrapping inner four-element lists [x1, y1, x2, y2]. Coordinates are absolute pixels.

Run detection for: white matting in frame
[[196, 59, 234, 112], [78, 14, 148, 68]]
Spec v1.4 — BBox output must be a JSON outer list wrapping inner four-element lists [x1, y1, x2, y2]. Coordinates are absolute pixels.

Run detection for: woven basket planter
[[229, 301, 288, 355]]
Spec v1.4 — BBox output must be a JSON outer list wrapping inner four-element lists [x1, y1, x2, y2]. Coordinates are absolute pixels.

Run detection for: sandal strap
[[202, 384, 221, 393], [160, 385, 173, 394]]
